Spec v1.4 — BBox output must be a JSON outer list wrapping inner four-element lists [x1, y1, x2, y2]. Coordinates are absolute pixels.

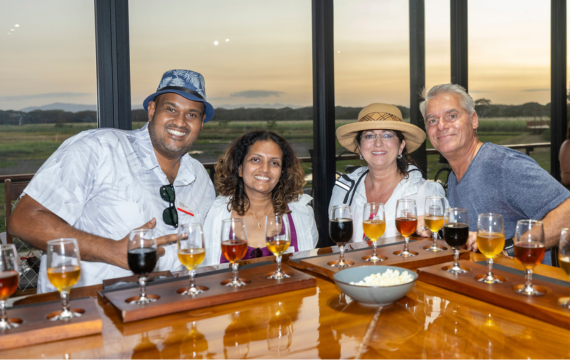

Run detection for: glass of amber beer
[[476, 213, 505, 284], [514, 219, 545, 296], [47, 238, 82, 320], [558, 228, 570, 307], [395, 199, 417, 257], [177, 223, 207, 295], [0, 244, 19, 329], [221, 218, 248, 287]]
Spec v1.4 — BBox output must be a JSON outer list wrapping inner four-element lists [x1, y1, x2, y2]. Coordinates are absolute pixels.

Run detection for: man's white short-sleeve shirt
[[23, 123, 215, 293]]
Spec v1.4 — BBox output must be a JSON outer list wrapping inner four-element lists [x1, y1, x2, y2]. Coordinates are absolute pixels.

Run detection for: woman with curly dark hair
[[203, 131, 318, 265]]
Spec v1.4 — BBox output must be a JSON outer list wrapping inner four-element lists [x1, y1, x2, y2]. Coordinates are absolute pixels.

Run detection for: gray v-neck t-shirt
[[447, 142, 569, 264]]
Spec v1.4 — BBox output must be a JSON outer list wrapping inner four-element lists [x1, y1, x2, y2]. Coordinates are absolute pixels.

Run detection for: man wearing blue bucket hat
[[9, 69, 216, 292]]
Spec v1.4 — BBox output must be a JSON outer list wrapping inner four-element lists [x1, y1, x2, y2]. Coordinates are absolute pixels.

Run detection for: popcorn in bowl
[[349, 269, 414, 286]]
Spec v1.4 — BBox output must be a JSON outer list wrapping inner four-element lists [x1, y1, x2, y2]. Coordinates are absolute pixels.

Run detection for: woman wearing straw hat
[[329, 103, 447, 243]]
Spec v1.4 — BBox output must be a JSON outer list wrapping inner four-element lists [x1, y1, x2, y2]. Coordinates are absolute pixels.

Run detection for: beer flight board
[[417, 260, 570, 330], [288, 239, 470, 280], [100, 263, 316, 323], [0, 297, 102, 350]]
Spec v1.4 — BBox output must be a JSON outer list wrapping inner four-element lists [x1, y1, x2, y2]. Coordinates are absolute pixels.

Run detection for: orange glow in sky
[[0, 0, 559, 112]]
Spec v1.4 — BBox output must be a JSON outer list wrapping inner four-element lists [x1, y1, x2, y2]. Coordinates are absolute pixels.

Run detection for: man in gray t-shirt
[[420, 84, 570, 265]]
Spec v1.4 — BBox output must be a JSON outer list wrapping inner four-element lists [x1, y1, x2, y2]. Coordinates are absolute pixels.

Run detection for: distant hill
[[21, 102, 97, 113]]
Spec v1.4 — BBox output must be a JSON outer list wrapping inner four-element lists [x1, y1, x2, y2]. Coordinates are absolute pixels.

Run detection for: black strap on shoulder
[[339, 174, 355, 204], [348, 169, 368, 206]]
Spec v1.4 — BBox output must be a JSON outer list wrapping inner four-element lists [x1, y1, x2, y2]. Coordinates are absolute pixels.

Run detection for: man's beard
[[148, 120, 193, 160]]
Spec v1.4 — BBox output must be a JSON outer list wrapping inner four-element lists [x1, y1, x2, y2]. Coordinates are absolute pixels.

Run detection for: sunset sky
[[0, 0, 558, 112]]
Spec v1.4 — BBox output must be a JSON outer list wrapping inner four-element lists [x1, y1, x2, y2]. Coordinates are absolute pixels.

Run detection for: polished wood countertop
[[4, 238, 570, 359]]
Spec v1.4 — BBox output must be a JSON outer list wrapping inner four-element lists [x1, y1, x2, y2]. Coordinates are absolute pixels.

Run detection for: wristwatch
[[504, 238, 515, 256]]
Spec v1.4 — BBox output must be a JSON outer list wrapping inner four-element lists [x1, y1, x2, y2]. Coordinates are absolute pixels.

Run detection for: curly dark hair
[[355, 129, 417, 177], [215, 131, 306, 216]]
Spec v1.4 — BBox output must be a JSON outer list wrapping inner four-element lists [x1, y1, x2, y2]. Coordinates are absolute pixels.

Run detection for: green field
[[0, 117, 553, 229]]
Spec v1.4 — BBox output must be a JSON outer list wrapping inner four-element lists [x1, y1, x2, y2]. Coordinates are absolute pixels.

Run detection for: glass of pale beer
[[47, 238, 82, 320], [476, 213, 505, 284]]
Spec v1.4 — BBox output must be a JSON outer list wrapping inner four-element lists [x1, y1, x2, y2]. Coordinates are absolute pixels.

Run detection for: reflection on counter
[[267, 302, 293, 354], [223, 311, 251, 359], [180, 321, 209, 359]]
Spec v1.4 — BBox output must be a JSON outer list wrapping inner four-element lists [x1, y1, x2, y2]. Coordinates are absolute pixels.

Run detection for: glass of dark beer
[[128, 229, 158, 304], [443, 208, 469, 274], [329, 205, 353, 267], [514, 219, 545, 296]]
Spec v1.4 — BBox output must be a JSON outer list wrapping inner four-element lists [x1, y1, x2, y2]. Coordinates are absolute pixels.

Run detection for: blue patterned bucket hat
[[143, 69, 214, 123]]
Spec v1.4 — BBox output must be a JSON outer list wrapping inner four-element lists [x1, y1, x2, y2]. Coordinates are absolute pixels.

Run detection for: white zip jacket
[[328, 165, 447, 243], [202, 194, 318, 266]]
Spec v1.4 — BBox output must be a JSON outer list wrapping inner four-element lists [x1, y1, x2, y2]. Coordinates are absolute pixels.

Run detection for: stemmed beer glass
[[476, 213, 505, 284], [0, 244, 19, 329], [47, 238, 82, 320], [395, 199, 417, 257], [177, 223, 207, 295], [221, 218, 248, 287], [424, 196, 445, 252], [514, 220, 545, 296], [558, 228, 570, 307], [128, 229, 158, 304], [362, 202, 386, 262], [329, 205, 353, 268], [265, 215, 291, 279], [443, 208, 469, 274]]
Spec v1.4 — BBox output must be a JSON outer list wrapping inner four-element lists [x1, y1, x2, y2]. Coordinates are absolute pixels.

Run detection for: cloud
[[230, 90, 284, 98], [522, 88, 550, 92], [0, 92, 92, 101]]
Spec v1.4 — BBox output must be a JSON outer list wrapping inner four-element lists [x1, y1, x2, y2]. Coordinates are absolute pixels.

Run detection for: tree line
[[0, 101, 556, 126]]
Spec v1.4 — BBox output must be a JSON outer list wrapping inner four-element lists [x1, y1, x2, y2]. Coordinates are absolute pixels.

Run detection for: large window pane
[[469, 1, 550, 171], [0, 0, 96, 227], [129, 0, 312, 185], [425, 0, 451, 179], [334, 0, 410, 173]]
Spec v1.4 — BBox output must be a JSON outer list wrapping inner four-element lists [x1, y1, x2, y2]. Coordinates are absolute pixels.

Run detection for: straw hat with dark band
[[336, 103, 426, 154]]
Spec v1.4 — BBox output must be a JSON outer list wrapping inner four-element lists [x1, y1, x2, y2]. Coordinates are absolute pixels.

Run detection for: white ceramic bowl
[[333, 265, 417, 306]]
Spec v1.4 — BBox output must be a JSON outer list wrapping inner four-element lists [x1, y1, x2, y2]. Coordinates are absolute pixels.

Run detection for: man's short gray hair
[[419, 83, 476, 122]]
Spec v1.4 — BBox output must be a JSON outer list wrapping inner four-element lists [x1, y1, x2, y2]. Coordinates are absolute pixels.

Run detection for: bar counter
[[3, 238, 570, 359]]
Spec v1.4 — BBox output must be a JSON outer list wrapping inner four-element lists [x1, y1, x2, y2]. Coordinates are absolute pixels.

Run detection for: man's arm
[[542, 197, 570, 249], [8, 195, 177, 269]]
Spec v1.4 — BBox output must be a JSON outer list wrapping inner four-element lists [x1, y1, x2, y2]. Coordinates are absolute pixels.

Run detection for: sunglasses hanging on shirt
[[160, 184, 178, 228]]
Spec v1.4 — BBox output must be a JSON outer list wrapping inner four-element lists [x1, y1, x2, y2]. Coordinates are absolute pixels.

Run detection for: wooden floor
[[3, 239, 570, 359]]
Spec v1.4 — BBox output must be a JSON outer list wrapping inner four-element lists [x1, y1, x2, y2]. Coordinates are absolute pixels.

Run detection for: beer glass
[[221, 218, 248, 287], [128, 229, 158, 304], [177, 223, 207, 295], [265, 215, 291, 279], [395, 199, 417, 257], [476, 213, 505, 284], [443, 208, 469, 274], [558, 228, 570, 308], [47, 238, 82, 320], [0, 244, 19, 329], [362, 202, 386, 262], [424, 196, 445, 252], [329, 205, 353, 267], [514, 220, 545, 295]]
